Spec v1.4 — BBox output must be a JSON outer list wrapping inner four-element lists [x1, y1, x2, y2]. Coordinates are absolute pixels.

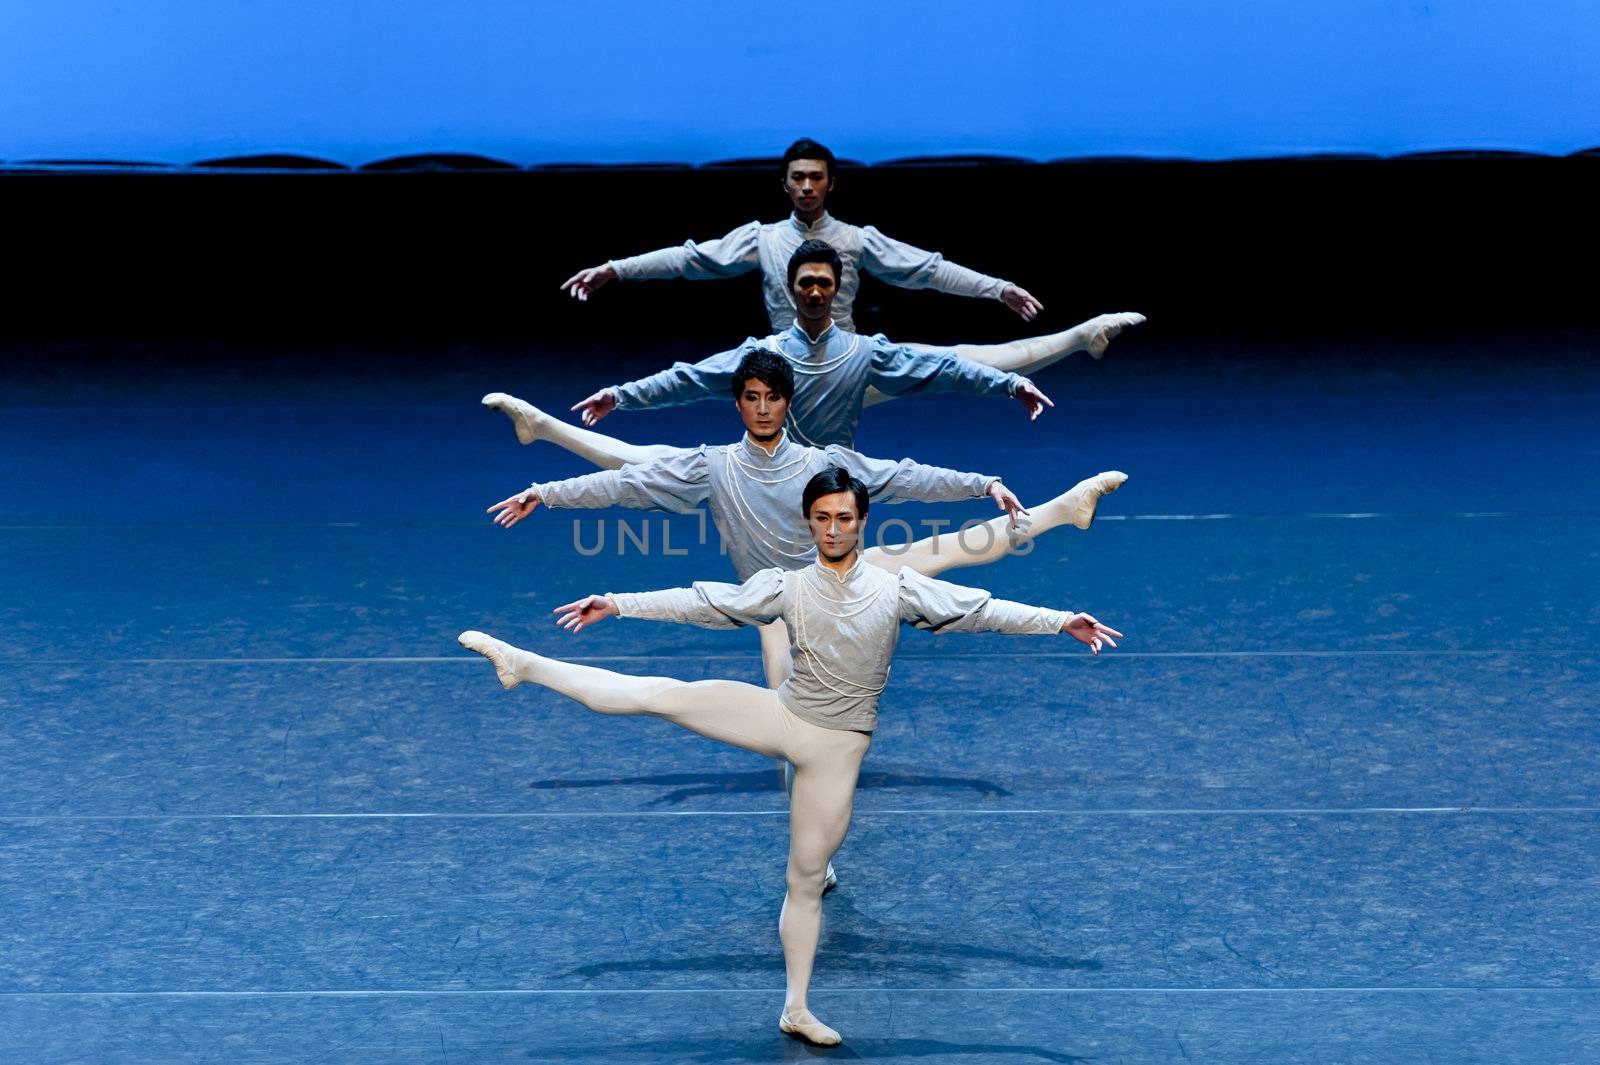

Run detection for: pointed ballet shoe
[[458, 630, 524, 690], [481, 392, 543, 445], [1065, 470, 1128, 529], [780, 1009, 842, 1046], [822, 863, 838, 895], [1086, 312, 1146, 359]]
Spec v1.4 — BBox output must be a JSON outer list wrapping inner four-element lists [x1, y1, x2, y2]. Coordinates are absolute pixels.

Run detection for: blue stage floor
[[1, 334, 1597, 1062]]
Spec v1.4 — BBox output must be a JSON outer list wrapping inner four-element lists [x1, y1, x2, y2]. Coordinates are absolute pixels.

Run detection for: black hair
[[787, 238, 842, 288], [781, 138, 835, 181], [731, 349, 795, 403], [802, 465, 870, 520]]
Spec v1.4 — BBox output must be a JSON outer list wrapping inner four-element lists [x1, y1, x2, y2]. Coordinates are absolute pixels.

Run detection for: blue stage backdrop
[[3, 1, 1596, 165]]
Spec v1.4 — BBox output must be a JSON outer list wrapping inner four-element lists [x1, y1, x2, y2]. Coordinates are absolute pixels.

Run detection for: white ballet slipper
[[1085, 312, 1146, 359], [780, 1008, 842, 1046], [823, 863, 838, 895], [482, 392, 545, 445], [458, 630, 526, 690], [1061, 470, 1128, 530]]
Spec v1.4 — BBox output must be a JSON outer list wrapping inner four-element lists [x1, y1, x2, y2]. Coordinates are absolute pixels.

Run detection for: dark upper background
[[4, 156, 1595, 352]]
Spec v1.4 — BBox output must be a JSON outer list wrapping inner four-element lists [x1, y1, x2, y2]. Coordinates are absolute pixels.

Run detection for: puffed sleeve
[[611, 342, 756, 411], [609, 221, 762, 281], [610, 567, 787, 630], [822, 445, 994, 504], [896, 569, 1069, 635], [859, 225, 1008, 300], [536, 448, 710, 514], [865, 336, 1024, 400]]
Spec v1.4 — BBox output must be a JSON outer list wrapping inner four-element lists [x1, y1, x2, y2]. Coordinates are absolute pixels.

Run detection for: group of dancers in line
[[458, 138, 1141, 1046]]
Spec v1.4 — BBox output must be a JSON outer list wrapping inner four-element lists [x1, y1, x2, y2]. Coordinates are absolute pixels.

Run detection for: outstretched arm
[[867, 339, 1055, 422], [554, 568, 786, 633], [897, 569, 1121, 652], [860, 225, 1043, 321], [560, 222, 761, 302], [573, 343, 751, 427], [823, 445, 1026, 526], [488, 449, 710, 528]]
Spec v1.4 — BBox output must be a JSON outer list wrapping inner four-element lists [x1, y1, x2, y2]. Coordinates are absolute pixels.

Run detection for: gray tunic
[[610, 561, 1070, 732], [610, 321, 1024, 448], [536, 430, 997, 580], [607, 211, 1009, 334]]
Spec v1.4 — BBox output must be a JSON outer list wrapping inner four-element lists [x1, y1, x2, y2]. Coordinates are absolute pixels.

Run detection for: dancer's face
[[791, 263, 838, 321], [807, 491, 864, 562], [735, 377, 789, 441], [783, 159, 833, 215]]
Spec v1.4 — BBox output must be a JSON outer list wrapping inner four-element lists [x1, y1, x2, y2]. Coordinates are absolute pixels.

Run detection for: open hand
[[560, 264, 617, 302], [988, 481, 1028, 527], [1002, 284, 1043, 321], [487, 488, 541, 528], [1064, 612, 1122, 655], [1013, 378, 1054, 422], [553, 594, 619, 633], [571, 388, 617, 427]]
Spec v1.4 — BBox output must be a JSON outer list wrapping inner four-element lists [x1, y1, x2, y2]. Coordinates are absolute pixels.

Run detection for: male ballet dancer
[[558, 137, 1144, 411], [500, 240, 1053, 459], [459, 466, 1122, 1046], [562, 137, 1043, 332]]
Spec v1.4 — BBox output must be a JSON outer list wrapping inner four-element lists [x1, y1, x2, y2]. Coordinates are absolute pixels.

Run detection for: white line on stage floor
[[4, 807, 1596, 822], [3, 986, 1596, 998]]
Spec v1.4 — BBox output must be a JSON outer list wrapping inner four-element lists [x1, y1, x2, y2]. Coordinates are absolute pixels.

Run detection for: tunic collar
[[812, 554, 867, 585], [739, 428, 792, 461], [787, 319, 838, 347], [788, 211, 833, 235]]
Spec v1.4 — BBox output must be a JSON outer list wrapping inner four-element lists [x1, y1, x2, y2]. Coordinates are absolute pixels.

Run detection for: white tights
[[457, 634, 868, 1020], [862, 311, 1143, 409], [486, 397, 684, 471]]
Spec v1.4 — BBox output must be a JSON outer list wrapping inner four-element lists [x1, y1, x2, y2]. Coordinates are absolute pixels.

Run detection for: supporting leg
[[760, 620, 837, 892], [862, 312, 1146, 409], [779, 724, 870, 1046], [863, 471, 1128, 577], [482, 392, 684, 470]]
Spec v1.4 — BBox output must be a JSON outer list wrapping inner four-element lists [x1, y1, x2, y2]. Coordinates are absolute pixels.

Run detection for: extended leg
[[459, 631, 791, 755], [863, 471, 1127, 577], [862, 312, 1145, 409], [482, 392, 684, 470], [779, 722, 870, 1046]]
